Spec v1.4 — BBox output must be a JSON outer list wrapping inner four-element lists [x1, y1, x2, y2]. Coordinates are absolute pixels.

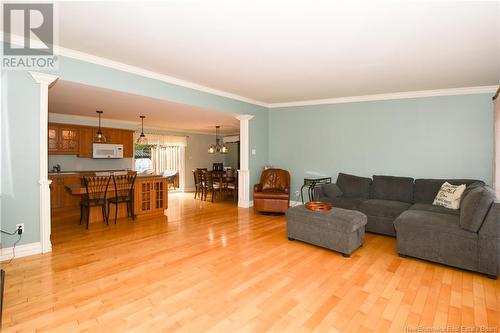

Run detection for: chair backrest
[[112, 172, 137, 198], [192, 170, 198, 185], [202, 170, 215, 188], [225, 168, 237, 179], [82, 176, 111, 201], [259, 168, 290, 192]]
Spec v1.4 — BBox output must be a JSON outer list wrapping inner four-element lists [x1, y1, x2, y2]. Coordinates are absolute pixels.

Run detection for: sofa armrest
[[477, 202, 500, 277], [253, 184, 262, 192], [314, 183, 343, 200], [478, 202, 500, 238]]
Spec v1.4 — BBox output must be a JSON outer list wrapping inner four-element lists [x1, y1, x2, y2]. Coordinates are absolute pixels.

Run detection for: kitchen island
[[50, 171, 168, 225]]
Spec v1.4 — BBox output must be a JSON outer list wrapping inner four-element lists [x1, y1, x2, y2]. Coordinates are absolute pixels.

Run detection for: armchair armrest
[[253, 184, 262, 192]]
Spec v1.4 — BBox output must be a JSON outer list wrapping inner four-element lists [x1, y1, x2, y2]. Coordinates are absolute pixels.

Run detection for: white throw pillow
[[432, 182, 466, 210]]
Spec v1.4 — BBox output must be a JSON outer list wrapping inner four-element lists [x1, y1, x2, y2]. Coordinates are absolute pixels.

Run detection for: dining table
[[210, 170, 237, 200]]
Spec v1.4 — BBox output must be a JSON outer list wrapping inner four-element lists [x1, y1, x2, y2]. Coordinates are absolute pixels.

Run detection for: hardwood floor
[[1, 193, 499, 332]]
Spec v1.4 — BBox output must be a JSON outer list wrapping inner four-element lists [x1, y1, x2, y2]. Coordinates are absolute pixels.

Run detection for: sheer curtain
[[150, 145, 185, 189], [494, 88, 500, 197]]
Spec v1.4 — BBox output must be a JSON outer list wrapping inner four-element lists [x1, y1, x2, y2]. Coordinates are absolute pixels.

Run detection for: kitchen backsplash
[[49, 155, 134, 172]]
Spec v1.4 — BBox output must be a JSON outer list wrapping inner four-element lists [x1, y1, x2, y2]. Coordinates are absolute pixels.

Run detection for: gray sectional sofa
[[315, 173, 500, 278]]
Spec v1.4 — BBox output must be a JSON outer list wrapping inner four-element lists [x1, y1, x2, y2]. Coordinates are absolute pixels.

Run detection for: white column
[[236, 114, 254, 208], [29, 71, 59, 254]]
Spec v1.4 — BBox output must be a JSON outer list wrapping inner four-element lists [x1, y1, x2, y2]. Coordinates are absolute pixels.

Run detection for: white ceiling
[[48, 80, 240, 134], [56, 1, 499, 104]]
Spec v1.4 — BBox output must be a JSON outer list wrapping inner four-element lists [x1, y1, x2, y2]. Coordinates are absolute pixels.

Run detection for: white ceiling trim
[[4, 34, 497, 109], [53, 44, 500, 108], [2, 33, 268, 107], [268, 86, 499, 108], [57, 45, 271, 108]]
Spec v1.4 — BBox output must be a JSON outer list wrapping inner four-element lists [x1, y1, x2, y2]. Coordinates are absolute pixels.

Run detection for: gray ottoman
[[286, 205, 367, 257]]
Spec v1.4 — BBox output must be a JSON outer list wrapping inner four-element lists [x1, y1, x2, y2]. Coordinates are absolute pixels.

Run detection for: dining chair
[[202, 170, 220, 202], [80, 175, 111, 229], [107, 172, 137, 224], [224, 169, 238, 202], [193, 169, 202, 199]]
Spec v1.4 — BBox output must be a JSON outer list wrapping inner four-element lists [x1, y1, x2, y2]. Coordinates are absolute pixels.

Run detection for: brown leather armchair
[[253, 168, 291, 213]]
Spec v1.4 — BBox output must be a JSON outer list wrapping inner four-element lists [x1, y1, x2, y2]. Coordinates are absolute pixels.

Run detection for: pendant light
[[94, 110, 106, 143], [136, 115, 148, 144], [208, 125, 228, 154]]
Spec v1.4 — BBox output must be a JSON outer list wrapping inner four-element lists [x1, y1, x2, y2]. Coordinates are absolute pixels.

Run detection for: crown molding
[[4, 34, 497, 109], [57, 45, 270, 108], [268, 86, 499, 108], [2, 33, 269, 108]]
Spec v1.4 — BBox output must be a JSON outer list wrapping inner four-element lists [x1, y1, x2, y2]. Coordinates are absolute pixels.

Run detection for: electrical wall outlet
[[16, 223, 24, 234]]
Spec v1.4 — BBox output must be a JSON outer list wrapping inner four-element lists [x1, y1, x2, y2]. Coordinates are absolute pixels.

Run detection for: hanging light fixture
[[136, 115, 148, 144], [94, 110, 106, 143], [208, 125, 228, 154]]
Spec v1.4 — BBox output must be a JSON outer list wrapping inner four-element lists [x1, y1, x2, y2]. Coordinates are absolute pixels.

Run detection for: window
[[134, 133, 187, 189], [134, 144, 153, 173]]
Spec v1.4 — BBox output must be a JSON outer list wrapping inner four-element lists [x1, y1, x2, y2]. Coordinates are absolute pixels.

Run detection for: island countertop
[[54, 174, 168, 225]]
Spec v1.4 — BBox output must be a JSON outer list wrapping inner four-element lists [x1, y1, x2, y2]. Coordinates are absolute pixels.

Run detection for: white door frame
[[235, 114, 254, 208], [29, 71, 59, 254]]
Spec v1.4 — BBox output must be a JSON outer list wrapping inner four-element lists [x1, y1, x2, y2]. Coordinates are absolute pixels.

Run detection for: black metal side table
[[301, 177, 332, 203]]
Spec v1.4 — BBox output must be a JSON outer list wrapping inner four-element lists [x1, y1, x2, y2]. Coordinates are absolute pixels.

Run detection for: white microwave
[[92, 143, 124, 159]]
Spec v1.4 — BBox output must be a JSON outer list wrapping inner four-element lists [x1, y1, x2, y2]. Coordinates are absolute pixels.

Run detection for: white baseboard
[[290, 200, 304, 207], [249, 200, 253, 207], [1, 242, 42, 262], [183, 187, 196, 192]]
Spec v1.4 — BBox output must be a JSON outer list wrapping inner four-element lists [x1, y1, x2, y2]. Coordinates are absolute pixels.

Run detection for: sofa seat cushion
[[394, 210, 478, 272], [358, 199, 411, 219], [409, 203, 460, 216], [460, 186, 496, 233], [370, 175, 414, 203], [336, 173, 372, 198], [254, 190, 289, 200], [329, 196, 366, 210], [394, 210, 476, 239], [413, 179, 484, 204]]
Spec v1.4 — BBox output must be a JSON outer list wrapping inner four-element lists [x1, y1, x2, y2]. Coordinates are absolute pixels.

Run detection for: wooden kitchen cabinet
[[49, 176, 64, 209], [49, 174, 81, 211], [134, 176, 168, 217], [77, 127, 94, 158], [48, 124, 79, 154], [49, 123, 135, 158], [121, 131, 134, 158]]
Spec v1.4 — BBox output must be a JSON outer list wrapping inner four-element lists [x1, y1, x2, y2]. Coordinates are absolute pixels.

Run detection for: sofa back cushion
[[460, 186, 496, 232], [336, 173, 371, 198], [414, 179, 484, 204], [370, 175, 414, 203]]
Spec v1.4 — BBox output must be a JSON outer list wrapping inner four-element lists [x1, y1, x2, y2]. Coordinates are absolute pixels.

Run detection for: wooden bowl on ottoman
[[305, 201, 332, 212]]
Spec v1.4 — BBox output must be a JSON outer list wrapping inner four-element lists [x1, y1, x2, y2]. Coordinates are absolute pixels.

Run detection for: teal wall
[[269, 94, 494, 197], [1, 71, 41, 247], [224, 142, 239, 169], [1, 53, 495, 249], [53, 56, 269, 196], [1, 56, 269, 248]]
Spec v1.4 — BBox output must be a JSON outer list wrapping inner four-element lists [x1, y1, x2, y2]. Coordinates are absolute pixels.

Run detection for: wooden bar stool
[[80, 175, 111, 229], [107, 172, 137, 224]]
